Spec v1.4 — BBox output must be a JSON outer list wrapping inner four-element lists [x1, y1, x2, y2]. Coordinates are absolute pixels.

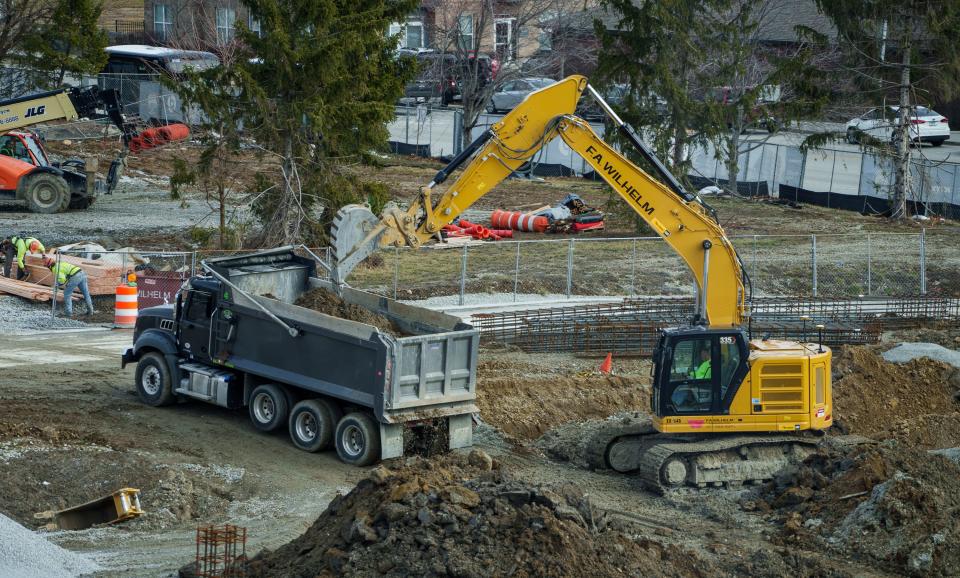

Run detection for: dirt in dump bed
[[753, 442, 960, 577], [831, 346, 959, 443], [244, 452, 717, 578], [475, 346, 652, 441], [295, 288, 407, 337]]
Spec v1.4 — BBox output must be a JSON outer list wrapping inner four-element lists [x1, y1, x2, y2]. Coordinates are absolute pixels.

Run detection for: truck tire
[[135, 352, 175, 406], [335, 412, 381, 467], [249, 384, 288, 432], [289, 399, 342, 452], [24, 173, 69, 214]]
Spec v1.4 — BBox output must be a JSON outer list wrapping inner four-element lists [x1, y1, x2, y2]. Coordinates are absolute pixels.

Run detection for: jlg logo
[[25, 105, 45, 118]]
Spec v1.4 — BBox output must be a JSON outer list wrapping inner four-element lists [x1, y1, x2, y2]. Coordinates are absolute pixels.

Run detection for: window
[[388, 21, 424, 50], [719, 337, 741, 399], [457, 14, 474, 51], [186, 291, 212, 321], [668, 337, 713, 413], [154, 4, 173, 41], [494, 17, 517, 61], [216, 7, 236, 45], [0, 136, 33, 164], [248, 13, 261, 37]]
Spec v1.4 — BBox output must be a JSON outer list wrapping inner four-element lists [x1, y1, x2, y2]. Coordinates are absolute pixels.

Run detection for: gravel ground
[[882, 342, 960, 369], [0, 172, 211, 246], [0, 296, 100, 334], [0, 513, 99, 577]]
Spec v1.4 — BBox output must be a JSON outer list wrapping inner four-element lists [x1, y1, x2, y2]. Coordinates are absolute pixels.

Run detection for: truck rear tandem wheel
[[288, 398, 343, 452], [603, 433, 819, 494]]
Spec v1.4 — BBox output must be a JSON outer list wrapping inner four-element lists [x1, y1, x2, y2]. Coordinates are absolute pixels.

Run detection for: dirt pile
[[247, 452, 711, 578], [755, 442, 960, 576], [476, 348, 651, 441], [832, 346, 959, 443], [295, 288, 404, 337]]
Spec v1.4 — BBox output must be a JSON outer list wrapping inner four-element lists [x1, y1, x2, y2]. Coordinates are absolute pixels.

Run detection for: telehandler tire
[[23, 173, 69, 214], [135, 352, 176, 406]]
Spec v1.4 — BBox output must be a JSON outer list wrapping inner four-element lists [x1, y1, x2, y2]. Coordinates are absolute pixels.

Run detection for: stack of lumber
[[21, 253, 123, 296], [0, 277, 78, 302]]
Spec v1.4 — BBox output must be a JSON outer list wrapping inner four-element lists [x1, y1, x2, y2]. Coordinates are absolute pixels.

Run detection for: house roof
[[591, 0, 837, 44]]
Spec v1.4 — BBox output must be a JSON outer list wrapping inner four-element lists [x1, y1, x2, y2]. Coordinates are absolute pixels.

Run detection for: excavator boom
[[331, 75, 744, 327]]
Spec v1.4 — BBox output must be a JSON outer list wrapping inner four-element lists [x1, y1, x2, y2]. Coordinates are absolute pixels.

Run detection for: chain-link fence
[[50, 249, 193, 319], [345, 230, 956, 305], [40, 232, 955, 320]]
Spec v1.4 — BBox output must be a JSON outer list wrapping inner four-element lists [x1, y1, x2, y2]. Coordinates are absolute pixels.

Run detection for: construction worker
[[1, 235, 44, 280], [44, 256, 95, 317], [691, 346, 712, 380]]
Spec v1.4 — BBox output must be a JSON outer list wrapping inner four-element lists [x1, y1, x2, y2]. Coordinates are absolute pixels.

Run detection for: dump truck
[[122, 248, 478, 466]]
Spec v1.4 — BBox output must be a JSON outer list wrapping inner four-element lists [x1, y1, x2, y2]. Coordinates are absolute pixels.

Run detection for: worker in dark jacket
[[1, 235, 44, 279], [44, 257, 95, 317]]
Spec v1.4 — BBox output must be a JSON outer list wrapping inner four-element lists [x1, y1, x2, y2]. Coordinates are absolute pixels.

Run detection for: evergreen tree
[[814, 0, 960, 219], [21, 0, 108, 86], [176, 0, 418, 245]]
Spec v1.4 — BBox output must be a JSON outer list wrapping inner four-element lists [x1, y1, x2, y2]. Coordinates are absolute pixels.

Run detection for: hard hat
[[28, 240, 39, 252]]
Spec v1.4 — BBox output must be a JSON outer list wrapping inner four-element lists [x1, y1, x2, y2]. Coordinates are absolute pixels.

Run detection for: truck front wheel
[[335, 412, 381, 466], [249, 384, 288, 432], [289, 399, 342, 452], [135, 353, 175, 406]]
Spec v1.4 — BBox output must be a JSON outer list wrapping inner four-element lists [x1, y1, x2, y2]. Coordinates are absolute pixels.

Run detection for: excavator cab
[[652, 328, 750, 421]]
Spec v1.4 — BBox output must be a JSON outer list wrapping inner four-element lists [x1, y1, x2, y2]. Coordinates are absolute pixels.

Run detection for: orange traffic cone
[[599, 352, 612, 374]]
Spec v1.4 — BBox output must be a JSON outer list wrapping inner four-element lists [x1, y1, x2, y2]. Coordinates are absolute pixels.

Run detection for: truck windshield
[[24, 135, 49, 167]]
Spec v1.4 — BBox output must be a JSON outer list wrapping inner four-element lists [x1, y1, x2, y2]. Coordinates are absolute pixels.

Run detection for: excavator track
[[594, 427, 821, 494]]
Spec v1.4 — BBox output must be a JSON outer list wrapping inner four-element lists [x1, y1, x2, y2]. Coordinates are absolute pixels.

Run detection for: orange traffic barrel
[[491, 209, 548, 233], [114, 284, 138, 328]]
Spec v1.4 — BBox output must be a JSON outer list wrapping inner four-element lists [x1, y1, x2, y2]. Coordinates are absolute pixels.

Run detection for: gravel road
[[0, 172, 211, 246], [0, 296, 95, 334], [0, 514, 99, 577]]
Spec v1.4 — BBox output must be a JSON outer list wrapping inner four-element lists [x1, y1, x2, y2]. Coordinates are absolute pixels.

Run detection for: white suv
[[846, 106, 950, 147]]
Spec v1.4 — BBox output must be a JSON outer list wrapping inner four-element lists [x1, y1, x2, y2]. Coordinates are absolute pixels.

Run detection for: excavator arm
[[331, 75, 745, 327]]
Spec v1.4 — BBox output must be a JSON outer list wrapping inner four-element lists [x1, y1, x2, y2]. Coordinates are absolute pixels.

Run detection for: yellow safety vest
[[11, 236, 44, 268], [50, 262, 82, 285]]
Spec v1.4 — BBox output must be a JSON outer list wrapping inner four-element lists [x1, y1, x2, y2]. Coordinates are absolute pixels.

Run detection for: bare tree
[[429, 0, 559, 147]]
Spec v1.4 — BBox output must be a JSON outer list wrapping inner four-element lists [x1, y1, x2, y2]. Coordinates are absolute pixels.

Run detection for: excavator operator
[[691, 346, 712, 379]]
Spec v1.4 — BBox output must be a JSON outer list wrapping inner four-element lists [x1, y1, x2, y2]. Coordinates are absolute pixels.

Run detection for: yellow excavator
[[330, 75, 832, 491]]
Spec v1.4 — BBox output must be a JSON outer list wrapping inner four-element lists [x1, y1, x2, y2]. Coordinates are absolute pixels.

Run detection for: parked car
[[401, 51, 458, 106], [487, 77, 555, 113], [576, 84, 631, 120], [846, 105, 950, 147], [400, 51, 496, 106]]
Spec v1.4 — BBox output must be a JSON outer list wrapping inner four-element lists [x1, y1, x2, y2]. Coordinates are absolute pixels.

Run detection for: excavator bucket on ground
[[34, 487, 143, 530]]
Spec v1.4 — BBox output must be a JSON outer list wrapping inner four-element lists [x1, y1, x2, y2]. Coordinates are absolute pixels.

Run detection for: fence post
[[752, 235, 758, 290], [405, 104, 410, 143], [920, 228, 926, 295], [867, 234, 872, 296], [811, 234, 818, 297], [453, 110, 463, 156], [393, 247, 400, 300], [191, 251, 197, 275], [565, 239, 574, 298], [459, 244, 468, 306], [630, 239, 637, 296], [513, 241, 520, 303]]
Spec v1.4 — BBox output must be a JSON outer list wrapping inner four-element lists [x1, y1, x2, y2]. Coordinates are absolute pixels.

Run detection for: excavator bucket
[[329, 204, 382, 285], [34, 487, 143, 530]]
